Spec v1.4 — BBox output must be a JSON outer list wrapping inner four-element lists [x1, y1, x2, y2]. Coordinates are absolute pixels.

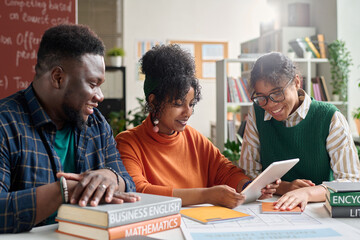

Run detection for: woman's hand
[[276, 179, 315, 195], [274, 184, 327, 211], [258, 179, 281, 199], [273, 187, 311, 211], [204, 185, 246, 209]]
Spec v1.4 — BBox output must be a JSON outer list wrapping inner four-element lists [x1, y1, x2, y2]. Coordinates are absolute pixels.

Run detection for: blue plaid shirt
[[0, 84, 135, 233]]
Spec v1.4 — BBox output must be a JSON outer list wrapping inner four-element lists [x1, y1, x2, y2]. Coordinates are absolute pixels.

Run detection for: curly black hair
[[140, 44, 201, 116], [250, 52, 300, 93], [35, 24, 105, 77]]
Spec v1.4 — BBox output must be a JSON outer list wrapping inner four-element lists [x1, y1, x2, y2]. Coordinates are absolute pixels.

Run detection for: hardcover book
[[56, 193, 181, 228], [261, 202, 302, 214], [319, 76, 330, 101], [317, 34, 327, 58], [324, 199, 360, 218], [180, 206, 252, 224], [289, 38, 307, 58], [304, 37, 320, 58], [323, 181, 360, 193], [326, 189, 360, 206], [56, 213, 181, 239]]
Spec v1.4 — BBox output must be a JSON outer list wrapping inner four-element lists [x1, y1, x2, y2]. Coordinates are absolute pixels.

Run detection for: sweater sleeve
[[115, 132, 173, 196]]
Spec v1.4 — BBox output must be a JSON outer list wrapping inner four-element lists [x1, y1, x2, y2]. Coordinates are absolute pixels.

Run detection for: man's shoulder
[[0, 90, 27, 117], [90, 108, 107, 122]]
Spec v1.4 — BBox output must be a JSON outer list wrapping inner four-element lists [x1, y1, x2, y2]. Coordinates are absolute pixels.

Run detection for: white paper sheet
[[181, 202, 360, 240]]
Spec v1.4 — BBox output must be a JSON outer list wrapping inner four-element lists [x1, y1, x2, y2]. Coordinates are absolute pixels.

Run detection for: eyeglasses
[[251, 79, 293, 107]]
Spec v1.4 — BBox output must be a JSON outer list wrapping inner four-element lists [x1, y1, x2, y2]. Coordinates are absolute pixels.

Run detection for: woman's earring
[[153, 119, 159, 133]]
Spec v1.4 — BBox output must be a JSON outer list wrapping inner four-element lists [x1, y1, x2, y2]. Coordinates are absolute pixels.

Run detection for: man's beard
[[62, 103, 86, 129]]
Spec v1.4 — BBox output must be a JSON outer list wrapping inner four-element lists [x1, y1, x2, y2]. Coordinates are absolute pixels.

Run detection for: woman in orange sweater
[[116, 44, 279, 208]]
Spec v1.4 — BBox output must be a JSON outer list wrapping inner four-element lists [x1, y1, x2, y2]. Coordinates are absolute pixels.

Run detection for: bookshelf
[[215, 58, 347, 152]]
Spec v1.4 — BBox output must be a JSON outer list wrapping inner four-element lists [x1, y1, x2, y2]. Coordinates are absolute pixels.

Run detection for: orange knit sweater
[[115, 115, 249, 196]]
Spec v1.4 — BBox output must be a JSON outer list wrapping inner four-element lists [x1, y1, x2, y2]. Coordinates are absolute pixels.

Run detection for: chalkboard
[[0, 0, 77, 99]]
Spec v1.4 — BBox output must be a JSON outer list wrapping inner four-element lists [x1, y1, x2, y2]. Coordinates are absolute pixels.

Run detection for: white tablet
[[241, 158, 299, 204]]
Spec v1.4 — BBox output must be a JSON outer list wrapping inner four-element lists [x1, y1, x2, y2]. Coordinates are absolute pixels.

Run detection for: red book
[[56, 214, 181, 240]]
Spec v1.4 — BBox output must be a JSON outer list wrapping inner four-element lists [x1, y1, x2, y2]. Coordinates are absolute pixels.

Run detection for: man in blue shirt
[[0, 24, 138, 233]]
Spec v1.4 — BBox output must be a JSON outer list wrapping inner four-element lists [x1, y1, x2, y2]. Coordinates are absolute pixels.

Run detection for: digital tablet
[[241, 158, 299, 204]]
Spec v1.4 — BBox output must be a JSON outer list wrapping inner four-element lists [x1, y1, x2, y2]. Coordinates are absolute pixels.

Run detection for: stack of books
[[289, 34, 327, 58], [227, 76, 251, 103], [311, 76, 330, 101], [56, 193, 182, 239], [323, 181, 360, 218]]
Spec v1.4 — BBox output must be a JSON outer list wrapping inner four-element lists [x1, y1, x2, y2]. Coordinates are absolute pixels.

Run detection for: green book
[[326, 188, 360, 206], [56, 193, 181, 228]]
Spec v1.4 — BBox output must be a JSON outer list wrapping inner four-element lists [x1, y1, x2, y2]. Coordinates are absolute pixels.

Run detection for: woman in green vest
[[239, 52, 360, 211]]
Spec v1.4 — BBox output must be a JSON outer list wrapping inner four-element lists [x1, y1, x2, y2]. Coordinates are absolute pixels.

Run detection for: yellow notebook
[[180, 206, 252, 224]]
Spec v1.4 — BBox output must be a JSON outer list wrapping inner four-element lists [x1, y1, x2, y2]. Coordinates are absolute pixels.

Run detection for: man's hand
[[109, 192, 141, 204], [57, 169, 133, 207]]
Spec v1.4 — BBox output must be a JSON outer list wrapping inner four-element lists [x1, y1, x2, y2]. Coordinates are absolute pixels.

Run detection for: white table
[[1, 202, 359, 240]]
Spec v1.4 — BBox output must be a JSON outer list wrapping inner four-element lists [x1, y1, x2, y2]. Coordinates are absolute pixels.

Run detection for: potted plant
[[287, 48, 295, 59], [108, 97, 147, 136], [328, 40, 353, 101], [222, 138, 241, 166], [107, 47, 125, 67], [304, 47, 312, 59]]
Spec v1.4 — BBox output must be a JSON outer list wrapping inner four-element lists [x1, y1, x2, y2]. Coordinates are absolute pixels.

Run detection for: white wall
[[337, 0, 360, 136], [122, 0, 360, 138], [123, 0, 267, 138]]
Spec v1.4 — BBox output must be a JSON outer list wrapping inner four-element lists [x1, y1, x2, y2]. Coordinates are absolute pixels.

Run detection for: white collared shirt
[[239, 89, 360, 182]]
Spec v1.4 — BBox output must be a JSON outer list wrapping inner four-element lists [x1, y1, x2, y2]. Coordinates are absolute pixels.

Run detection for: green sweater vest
[[254, 100, 338, 184]]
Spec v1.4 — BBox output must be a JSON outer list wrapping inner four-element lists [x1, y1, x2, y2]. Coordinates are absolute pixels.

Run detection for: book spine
[[239, 77, 251, 102], [57, 214, 181, 240], [296, 38, 307, 58], [232, 77, 242, 102], [328, 206, 360, 218], [327, 191, 360, 206], [313, 83, 321, 101], [304, 37, 320, 58], [227, 82, 231, 102], [320, 76, 330, 101], [109, 214, 181, 239], [317, 34, 327, 58], [108, 198, 182, 227], [317, 76, 327, 101], [235, 77, 247, 102]]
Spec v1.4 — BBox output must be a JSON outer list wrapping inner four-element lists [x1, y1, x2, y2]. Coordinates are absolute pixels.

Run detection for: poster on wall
[[0, 0, 77, 99], [169, 40, 228, 80], [202, 44, 224, 60]]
